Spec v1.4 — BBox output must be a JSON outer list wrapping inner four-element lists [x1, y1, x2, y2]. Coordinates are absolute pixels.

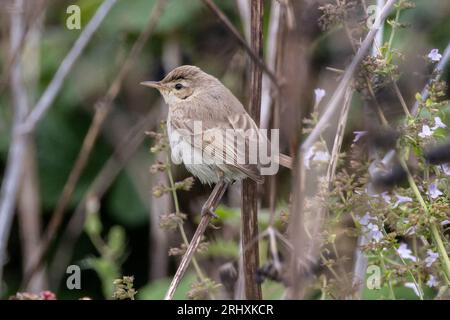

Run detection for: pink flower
[[40, 291, 57, 300]]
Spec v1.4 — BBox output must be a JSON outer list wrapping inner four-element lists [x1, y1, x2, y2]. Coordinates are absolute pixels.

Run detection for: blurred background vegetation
[[0, 0, 449, 299]]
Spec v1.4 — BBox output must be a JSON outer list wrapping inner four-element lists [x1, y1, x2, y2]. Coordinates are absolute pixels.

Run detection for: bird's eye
[[175, 83, 183, 90]]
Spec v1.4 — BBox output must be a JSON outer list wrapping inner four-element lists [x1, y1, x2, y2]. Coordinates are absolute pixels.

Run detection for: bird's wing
[[169, 107, 263, 183]]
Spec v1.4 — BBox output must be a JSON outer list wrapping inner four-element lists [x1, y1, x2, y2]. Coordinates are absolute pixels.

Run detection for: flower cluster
[[113, 276, 137, 300]]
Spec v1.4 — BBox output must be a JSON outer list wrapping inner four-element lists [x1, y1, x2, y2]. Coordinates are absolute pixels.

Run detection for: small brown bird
[[141, 65, 291, 216]]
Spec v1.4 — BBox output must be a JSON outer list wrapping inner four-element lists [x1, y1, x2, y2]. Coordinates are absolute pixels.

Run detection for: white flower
[[380, 191, 392, 204], [441, 164, 450, 176], [367, 223, 384, 242], [356, 212, 373, 226], [392, 194, 413, 209], [396, 243, 417, 262], [313, 150, 330, 162], [428, 183, 443, 199], [369, 191, 391, 204], [353, 131, 368, 143], [304, 146, 330, 169], [432, 116, 447, 130], [304, 146, 315, 169], [314, 88, 326, 105], [418, 125, 433, 138], [425, 250, 439, 267], [428, 49, 442, 62], [426, 275, 439, 288], [441, 220, 450, 226], [405, 282, 421, 297]]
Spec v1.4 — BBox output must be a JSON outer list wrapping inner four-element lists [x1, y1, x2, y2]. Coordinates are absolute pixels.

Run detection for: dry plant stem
[[411, 41, 450, 116], [164, 181, 228, 300], [46, 107, 161, 289], [260, 0, 281, 130], [165, 160, 208, 285], [288, 148, 306, 298], [0, 0, 48, 96], [301, 0, 397, 152], [201, 0, 278, 87], [326, 88, 354, 185], [393, 81, 411, 117], [0, 0, 29, 289], [17, 1, 47, 291], [288, 0, 397, 299], [235, 0, 251, 43], [21, 0, 166, 286], [21, 0, 118, 132], [239, 0, 263, 301], [294, 89, 353, 297], [352, 0, 387, 298]]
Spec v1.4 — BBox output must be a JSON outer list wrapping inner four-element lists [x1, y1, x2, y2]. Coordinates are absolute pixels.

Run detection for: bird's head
[[141, 65, 217, 105]]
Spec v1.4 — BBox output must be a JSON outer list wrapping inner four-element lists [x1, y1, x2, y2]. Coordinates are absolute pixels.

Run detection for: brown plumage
[[141, 65, 292, 185]]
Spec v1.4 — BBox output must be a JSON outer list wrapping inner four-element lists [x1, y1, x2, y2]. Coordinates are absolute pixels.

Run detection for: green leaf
[[107, 226, 126, 258], [107, 172, 148, 227], [262, 280, 285, 300], [83, 257, 120, 298], [137, 273, 197, 300], [204, 239, 239, 259], [36, 109, 109, 210], [85, 211, 102, 237]]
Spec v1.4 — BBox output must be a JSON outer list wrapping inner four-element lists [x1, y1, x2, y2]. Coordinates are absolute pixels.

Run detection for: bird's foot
[[201, 205, 219, 219]]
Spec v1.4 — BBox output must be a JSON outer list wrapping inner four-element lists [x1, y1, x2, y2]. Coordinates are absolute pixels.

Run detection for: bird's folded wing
[[169, 112, 263, 182]]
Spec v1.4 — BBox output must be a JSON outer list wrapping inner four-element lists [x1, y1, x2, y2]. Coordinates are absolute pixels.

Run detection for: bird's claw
[[201, 206, 219, 219]]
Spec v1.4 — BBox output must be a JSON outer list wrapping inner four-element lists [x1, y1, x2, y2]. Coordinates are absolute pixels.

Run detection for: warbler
[[141, 65, 291, 215]]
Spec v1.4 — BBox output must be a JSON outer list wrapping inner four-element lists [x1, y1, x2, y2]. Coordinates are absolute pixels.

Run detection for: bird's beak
[[140, 81, 163, 90]]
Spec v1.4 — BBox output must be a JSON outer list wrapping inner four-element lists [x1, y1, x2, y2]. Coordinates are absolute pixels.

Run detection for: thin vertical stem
[[166, 158, 207, 283], [241, 0, 263, 300]]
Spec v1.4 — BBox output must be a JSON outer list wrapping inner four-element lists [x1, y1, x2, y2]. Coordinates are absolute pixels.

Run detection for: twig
[[165, 153, 211, 296], [20, 0, 117, 132], [300, 0, 396, 153], [46, 106, 162, 289], [0, 0, 30, 291], [260, 0, 281, 130], [165, 215, 212, 300], [240, 0, 263, 300], [411, 41, 450, 116], [164, 178, 229, 300], [288, 0, 397, 299], [0, 0, 48, 97], [235, 0, 251, 43], [372, 0, 385, 56], [201, 0, 279, 87], [351, 0, 386, 299], [17, 1, 47, 292], [326, 88, 354, 186], [21, 0, 167, 287]]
